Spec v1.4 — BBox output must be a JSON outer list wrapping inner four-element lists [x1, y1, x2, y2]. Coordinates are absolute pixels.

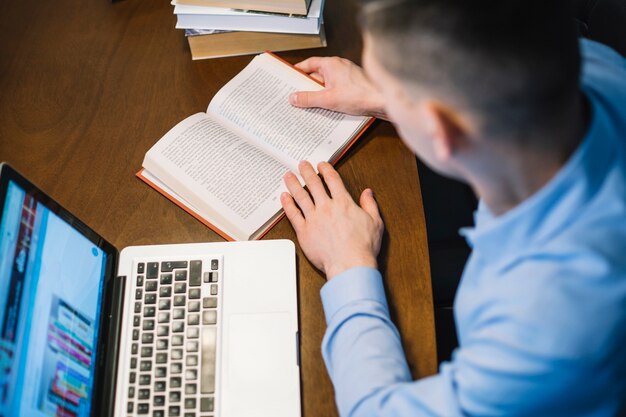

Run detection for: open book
[[138, 52, 373, 241]]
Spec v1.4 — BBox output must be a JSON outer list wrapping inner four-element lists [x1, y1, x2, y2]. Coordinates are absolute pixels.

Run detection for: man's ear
[[421, 101, 468, 161]]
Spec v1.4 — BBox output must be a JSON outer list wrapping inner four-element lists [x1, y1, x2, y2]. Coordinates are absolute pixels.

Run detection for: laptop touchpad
[[227, 312, 293, 389]]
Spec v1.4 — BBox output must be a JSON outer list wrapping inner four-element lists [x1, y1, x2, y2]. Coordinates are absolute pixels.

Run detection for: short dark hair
[[359, 0, 581, 147]]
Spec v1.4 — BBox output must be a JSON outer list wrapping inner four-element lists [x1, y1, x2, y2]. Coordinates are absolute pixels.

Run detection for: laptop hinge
[[295, 331, 300, 367], [96, 274, 126, 416]]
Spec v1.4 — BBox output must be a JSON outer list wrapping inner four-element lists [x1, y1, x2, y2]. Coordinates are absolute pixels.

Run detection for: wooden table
[[0, 0, 437, 415]]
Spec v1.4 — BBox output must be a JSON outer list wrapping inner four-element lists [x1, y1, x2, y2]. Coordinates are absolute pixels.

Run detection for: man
[[279, 1, 626, 416]]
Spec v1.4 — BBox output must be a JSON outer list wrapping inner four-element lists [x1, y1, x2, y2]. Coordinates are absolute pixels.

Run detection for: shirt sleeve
[[320, 267, 465, 417], [319, 266, 625, 417]]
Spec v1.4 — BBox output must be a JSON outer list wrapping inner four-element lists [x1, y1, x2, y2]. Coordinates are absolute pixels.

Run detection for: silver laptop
[[0, 163, 301, 417]]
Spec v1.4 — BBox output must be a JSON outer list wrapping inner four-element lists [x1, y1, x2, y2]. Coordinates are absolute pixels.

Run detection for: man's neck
[[474, 94, 590, 217]]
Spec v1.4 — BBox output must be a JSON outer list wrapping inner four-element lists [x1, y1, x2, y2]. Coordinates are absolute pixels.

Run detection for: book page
[[143, 113, 288, 240], [207, 53, 369, 170]]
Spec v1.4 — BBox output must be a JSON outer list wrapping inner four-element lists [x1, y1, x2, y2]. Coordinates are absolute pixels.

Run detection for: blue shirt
[[320, 39, 626, 417]]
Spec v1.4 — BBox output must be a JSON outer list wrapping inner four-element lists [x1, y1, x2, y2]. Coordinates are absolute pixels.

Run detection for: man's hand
[[281, 161, 384, 280], [289, 57, 389, 121]]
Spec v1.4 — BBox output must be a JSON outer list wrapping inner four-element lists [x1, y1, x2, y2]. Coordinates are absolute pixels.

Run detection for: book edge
[[136, 169, 240, 241]]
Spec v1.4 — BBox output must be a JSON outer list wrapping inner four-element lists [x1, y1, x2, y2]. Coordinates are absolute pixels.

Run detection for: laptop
[[0, 163, 301, 417]]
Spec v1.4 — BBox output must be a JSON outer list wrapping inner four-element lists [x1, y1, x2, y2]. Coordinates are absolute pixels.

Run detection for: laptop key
[[171, 349, 183, 360], [155, 380, 166, 392], [188, 314, 199, 326], [140, 360, 152, 371], [155, 366, 167, 378], [189, 288, 201, 299], [154, 395, 166, 406], [158, 312, 170, 323], [137, 403, 150, 414], [129, 371, 136, 384], [135, 302, 142, 313], [190, 260, 202, 286], [210, 284, 218, 296], [157, 325, 169, 337], [142, 333, 154, 344], [171, 377, 182, 388], [157, 339, 168, 350], [172, 335, 183, 346], [143, 319, 155, 331], [170, 391, 181, 402], [146, 280, 158, 292], [174, 295, 186, 306], [154, 411, 165, 417], [200, 397, 214, 412], [127, 402, 134, 413], [175, 270, 187, 281], [136, 289, 143, 300], [134, 315, 141, 327], [202, 297, 217, 309], [159, 299, 171, 310], [169, 405, 181, 416], [141, 346, 153, 357], [185, 383, 197, 394], [132, 343, 139, 355], [147, 262, 158, 278], [186, 355, 198, 366], [138, 388, 150, 400], [173, 308, 184, 319], [160, 286, 172, 298], [185, 369, 197, 380], [131, 357, 137, 369], [156, 352, 168, 363], [201, 327, 217, 394], [133, 328, 140, 340], [139, 374, 151, 385], [172, 321, 184, 333], [137, 275, 144, 286], [137, 263, 145, 274], [161, 261, 188, 272], [188, 301, 200, 312], [202, 311, 216, 325], [144, 306, 156, 317], [171, 362, 182, 374], [184, 398, 196, 409], [161, 274, 173, 285], [175, 283, 186, 294], [145, 293, 157, 305], [128, 386, 135, 398], [211, 259, 218, 270]]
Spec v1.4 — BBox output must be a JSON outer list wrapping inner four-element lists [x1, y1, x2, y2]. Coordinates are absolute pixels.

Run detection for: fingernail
[[289, 93, 297, 105]]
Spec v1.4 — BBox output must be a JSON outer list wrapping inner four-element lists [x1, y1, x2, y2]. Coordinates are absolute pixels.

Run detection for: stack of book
[[171, 0, 326, 60]]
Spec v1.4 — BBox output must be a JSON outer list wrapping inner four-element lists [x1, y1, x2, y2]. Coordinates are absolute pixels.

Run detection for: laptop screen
[[0, 179, 107, 417]]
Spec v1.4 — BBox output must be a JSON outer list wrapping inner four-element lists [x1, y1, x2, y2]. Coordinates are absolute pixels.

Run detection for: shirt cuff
[[320, 266, 388, 324]]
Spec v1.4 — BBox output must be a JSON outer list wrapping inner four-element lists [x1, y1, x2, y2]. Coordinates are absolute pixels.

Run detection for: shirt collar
[[460, 91, 614, 262]]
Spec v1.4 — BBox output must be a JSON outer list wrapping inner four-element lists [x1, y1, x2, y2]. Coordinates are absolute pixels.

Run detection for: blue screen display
[[0, 181, 107, 417]]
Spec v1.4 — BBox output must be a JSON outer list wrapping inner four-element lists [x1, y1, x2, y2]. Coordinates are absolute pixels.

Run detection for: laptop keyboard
[[125, 258, 222, 417]]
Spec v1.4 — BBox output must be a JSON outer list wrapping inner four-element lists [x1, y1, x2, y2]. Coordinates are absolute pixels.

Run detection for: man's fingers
[[294, 57, 325, 75], [280, 192, 305, 231], [360, 188, 383, 225], [299, 161, 329, 204], [289, 90, 332, 109], [318, 162, 348, 199], [283, 171, 315, 216]]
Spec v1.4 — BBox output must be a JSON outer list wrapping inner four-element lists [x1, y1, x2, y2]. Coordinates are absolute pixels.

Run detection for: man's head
[[359, 0, 582, 179]]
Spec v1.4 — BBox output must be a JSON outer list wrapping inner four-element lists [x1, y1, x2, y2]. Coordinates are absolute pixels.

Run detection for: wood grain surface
[[0, 0, 437, 415]]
